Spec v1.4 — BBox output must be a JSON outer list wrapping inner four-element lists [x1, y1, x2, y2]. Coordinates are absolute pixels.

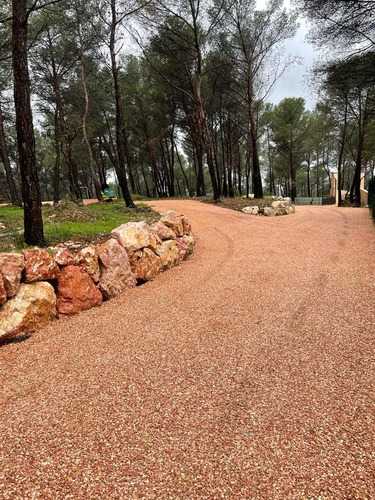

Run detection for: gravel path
[[1, 201, 374, 499]]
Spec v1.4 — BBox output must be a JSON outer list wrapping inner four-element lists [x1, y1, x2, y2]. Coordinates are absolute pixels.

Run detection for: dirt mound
[[43, 201, 96, 223]]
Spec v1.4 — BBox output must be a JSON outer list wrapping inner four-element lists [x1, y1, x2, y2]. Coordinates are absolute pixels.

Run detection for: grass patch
[[0, 201, 159, 251], [200, 196, 275, 212]]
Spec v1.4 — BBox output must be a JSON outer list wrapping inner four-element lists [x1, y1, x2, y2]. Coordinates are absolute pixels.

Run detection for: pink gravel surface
[[1, 201, 374, 499]]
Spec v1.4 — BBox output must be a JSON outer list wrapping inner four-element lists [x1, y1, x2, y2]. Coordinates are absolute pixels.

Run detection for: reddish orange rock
[[150, 221, 176, 241], [181, 215, 192, 235], [77, 245, 100, 283], [52, 246, 77, 267], [0, 272, 7, 305], [181, 234, 195, 255], [129, 248, 162, 282], [56, 265, 102, 316], [175, 238, 189, 261], [155, 240, 180, 270], [160, 211, 184, 236], [0, 253, 24, 298], [97, 238, 136, 299], [24, 248, 59, 282]]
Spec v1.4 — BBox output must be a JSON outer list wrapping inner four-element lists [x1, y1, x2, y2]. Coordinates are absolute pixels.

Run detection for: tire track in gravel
[[1, 201, 374, 499]]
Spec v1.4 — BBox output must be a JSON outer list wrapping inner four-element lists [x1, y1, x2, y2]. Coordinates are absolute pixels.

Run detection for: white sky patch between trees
[[256, 0, 318, 110]]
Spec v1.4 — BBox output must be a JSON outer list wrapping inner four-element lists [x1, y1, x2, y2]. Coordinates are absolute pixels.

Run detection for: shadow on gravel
[[0, 334, 31, 347]]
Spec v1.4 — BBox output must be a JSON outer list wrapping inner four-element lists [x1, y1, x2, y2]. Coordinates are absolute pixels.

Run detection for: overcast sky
[[257, 0, 319, 110], [268, 21, 317, 110]]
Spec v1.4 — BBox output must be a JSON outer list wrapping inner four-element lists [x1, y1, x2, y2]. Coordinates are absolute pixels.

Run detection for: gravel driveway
[[1, 201, 374, 499]]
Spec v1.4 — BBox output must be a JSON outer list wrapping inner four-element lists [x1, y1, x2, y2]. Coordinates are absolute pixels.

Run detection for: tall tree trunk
[[289, 134, 296, 202], [53, 106, 61, 204], [248, 87, 263, 199], [266, 126, 274, 195], [47, 28, 62, 205], [316, 150, 320, 197], [350, 92, 367, 207], [306, 154, 311, 198], [96, 138, 109, 190], [237, 142, 242, 195], [0, 101, 21, 205], [175, 144, 191, 196], [80, 56, 103, 201], [12, 0, 45, 245], [141, 164, 151, 198], [109, 0, 135, 208], [62, 132, 82, 201]]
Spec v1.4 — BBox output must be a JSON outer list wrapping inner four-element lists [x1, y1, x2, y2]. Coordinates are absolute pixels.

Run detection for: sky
[[268, 21, 318, 110], [256, 0, 320, 110]]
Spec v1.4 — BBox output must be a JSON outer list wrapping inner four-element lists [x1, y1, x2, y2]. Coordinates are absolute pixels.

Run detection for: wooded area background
[[1, 0, 375, 244]]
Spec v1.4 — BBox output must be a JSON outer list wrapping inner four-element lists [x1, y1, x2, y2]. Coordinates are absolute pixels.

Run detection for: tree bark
[[350, 91, 368, 207], [337, 110, 345, 206], [109, 0, 135, 208], [248, 85, 263, 199], [0, 101, 21, 205], [12, 0, 45, 245], [79, 56, 103, 201]]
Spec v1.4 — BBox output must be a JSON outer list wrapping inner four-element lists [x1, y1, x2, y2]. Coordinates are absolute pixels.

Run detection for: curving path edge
[[0, 201, 374, 499]]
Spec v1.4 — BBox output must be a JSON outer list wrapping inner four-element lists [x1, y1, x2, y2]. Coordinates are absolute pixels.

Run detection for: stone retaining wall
[[0, 211, 195, 341]]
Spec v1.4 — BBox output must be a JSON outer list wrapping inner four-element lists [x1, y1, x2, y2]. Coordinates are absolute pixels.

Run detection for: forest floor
[[0, 201, 159, 251], [201, 195, 275, 211], [1, 201, 374, 498]]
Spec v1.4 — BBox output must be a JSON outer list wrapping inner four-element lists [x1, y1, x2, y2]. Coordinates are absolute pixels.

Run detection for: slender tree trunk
[[350, 92, 367, 207], [289, 134, 296, 202], [141, 165, 151, 198], [316, 150, 320, 197], [337, 108, 346, 206], [12, 0, 45, 245], [80, 56, 103, 201], [266, 126, 274, 195], [61, 132, 82, 201], [0, 101, 21, 205], [175, 144, 191, 196], [307, 154, 311, 198], [96, 138, 109, 190], [109, 0, 135, 208], [237, 142, 242, 195], [248, 87, 263, 199], [53, 106, 61, 204]]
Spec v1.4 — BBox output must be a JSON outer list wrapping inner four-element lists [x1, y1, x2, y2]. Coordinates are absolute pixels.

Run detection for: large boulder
[[160, 211, 184, 237], [112, 221, 159, 253], [0, 282, 56, 341], [0, 253, 24, 298], [175, 238, 189, 261], [56, 265, 102, 316], [271, 199, 291, 210], [129, 248, 161, 282], [180, 235, 195, 256], [51, 246, 77, 267], [181, 215, 192, 235], [24, 248, 59, 282], [0, 273, 7, 305], [155, 240, 180, 270], [274, 207, 289, 216], [263, 207, 275, 217], [150, 221, 176, 241], [77, 245, 100, 283], [97, 238, 136, 299], [242, 206, 259, 215]]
